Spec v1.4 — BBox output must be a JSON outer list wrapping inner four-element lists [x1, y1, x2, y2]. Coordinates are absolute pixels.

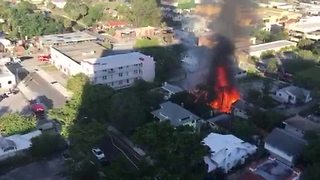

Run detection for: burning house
[[192, 0, 255, 113]]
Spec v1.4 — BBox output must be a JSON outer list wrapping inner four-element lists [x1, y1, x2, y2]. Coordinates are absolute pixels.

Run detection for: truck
[[38, 54, 50, 62]]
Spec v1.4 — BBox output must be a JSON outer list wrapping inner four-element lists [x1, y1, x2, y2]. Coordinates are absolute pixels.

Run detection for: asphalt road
[[0, 156, 66, 180], [25, 73, 67, 108]]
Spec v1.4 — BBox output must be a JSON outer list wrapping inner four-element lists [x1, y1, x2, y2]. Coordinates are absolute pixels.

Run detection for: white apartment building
[[0, 65, 16, 91], [50, 42, 155, 89]]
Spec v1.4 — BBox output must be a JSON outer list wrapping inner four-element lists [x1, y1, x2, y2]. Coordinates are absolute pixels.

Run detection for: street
[[23, 72, 67, 108], [0, 156, 66, 180]]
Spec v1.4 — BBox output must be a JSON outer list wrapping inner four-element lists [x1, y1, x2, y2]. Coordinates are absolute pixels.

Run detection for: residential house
[[0, 65, 16, 91], [283, 115, 320, 138], [105, 20, 129, 29], [0, 130, 42, 160], [264, 128, 307, 166], [151, 101, 201, 129], [202, 133, 257, 173], [161, 82, 183, 100], [231, 100, 251, 119], [275, 85, 312, 105]]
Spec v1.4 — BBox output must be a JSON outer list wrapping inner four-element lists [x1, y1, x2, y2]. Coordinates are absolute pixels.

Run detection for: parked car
[[91, 148, 105, 160]]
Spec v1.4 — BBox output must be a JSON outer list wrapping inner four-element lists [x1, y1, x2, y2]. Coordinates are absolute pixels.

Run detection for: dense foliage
[[133, 122, 210, 179], [2, 1, 64, 38], [0, 113, 36, 136], [30, 134, 67, 158]]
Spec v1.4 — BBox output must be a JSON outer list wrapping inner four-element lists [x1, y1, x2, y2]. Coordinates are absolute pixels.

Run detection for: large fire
[[209, 66, 240, 113]]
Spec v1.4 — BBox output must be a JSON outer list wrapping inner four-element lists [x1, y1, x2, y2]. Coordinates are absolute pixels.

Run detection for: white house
[[249, 40, 296, 57], [0, 65, 16, 91], [50, 42, 155, 89], [202, 133, 257, 173], [265, 128, 307, 166], [275, 85, 312, 104], [151, 101, 201, 129], [0, 130, 42, 160]]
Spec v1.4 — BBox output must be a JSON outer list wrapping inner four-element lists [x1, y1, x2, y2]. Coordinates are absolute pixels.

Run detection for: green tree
[[109, 92, 147, 135], [0, 113, 36, 136], [266, 58, 278, 73], [246, 89, 262, 105], [63, 19, 72, 28], [232, 119, 255, 141], [66, 73, 89, 95], [298, 39, 314, 50], [260, 50, 275, 59], [30, 134, 67, 158], [296, 49, 316, 60], [83, 5, 103, 26], [131, 0, 161, 27], [133, 122, 209, 179], [250, 110, 283, 132]]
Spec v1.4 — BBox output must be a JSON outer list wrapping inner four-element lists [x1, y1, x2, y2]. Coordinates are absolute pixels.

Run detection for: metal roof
[[151, 101, 200, 127], [40, 31, 97, 45], [265, 128, 306, 156]]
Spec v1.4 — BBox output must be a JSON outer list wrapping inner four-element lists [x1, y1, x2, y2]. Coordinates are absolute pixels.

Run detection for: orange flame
[[209, 66, 240, 113]]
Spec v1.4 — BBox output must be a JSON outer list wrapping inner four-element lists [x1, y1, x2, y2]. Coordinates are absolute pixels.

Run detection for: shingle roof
[[265, 128, 307, 156], [285, 115, 320, 133], [161, 83, 183, 94], [151, 101, 200, 127]]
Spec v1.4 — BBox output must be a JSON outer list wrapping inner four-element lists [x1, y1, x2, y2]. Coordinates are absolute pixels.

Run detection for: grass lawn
[[134, 38, 160, 49], [294, 66, 320, 90], [40, 64, 58, 72]]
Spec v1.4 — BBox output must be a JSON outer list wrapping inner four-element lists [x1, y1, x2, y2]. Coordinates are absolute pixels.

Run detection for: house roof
[[279, 85, 310, 100], [285, 115, 320, 133], [202, 133, 257, 172], [151, 101, 200, 127], [233, 99, 251, 111], [265, 128, 307, 157], [161, 82, 183, 94]]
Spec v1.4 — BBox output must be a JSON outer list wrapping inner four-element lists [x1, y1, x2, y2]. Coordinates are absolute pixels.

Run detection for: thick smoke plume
[[204, 0, 255, 102]]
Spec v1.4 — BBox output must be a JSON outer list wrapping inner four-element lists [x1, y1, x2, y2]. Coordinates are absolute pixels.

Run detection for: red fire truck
[[38, 54, 51, 62]]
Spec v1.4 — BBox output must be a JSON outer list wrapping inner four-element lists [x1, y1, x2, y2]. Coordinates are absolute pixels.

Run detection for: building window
[[139, 70, 142, 74], [102, 76, 107, 80], [8, 81, 12, 84], [126, 79, 130, 83], [134, 70, 138, 74], [111, 82, 114, 86], [102, 69, 107, 72], [119, 73, 123, 77], [119, 66, 123, 69], [119, 80, 123, 85], [139, 63, 143, 67]]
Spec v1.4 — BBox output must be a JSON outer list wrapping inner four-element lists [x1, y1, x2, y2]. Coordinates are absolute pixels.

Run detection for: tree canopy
[[133, 122, 210, 179], [131, 0, 161, 27], [30, 134, 67, 158], [3, 1, 64, 38], [0, 113, 36, 136]]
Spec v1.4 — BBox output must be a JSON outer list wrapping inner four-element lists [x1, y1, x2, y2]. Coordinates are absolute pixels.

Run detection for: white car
[[91, 148, 105, 160]]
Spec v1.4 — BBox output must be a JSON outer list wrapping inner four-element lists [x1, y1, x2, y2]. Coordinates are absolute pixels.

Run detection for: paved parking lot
[[0, 156, 66, 180], [0, 92, 30, 116]]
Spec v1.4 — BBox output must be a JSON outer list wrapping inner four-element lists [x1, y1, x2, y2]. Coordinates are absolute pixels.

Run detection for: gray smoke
[[180, 0, 256, 92]]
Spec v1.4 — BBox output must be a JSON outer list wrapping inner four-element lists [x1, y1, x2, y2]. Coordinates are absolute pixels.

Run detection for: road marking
[[107, 133, 139, 170]]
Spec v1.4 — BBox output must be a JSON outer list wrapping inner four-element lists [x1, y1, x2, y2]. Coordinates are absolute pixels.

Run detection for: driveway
[[0, 157, 66, 180]]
